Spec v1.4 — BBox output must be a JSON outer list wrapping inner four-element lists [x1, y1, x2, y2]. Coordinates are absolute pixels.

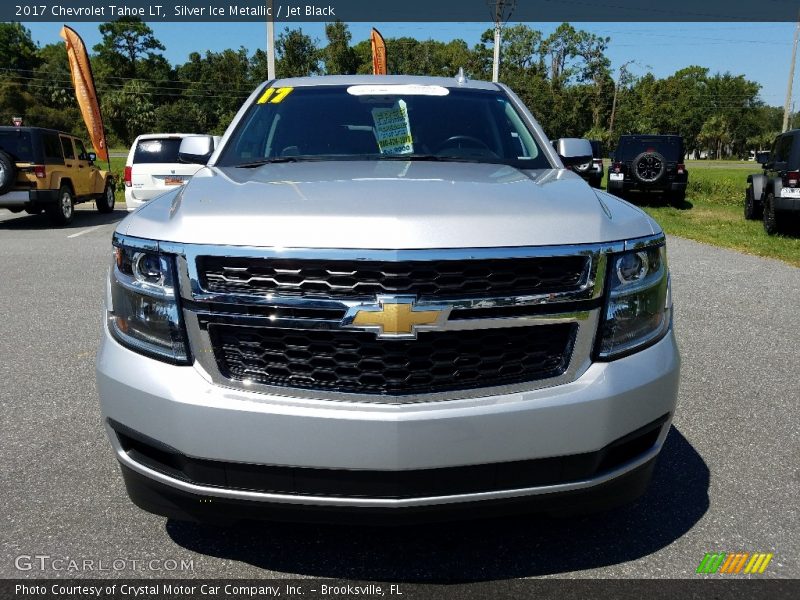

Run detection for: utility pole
[[783, 14, 800, 132], [266, 0, 276, 79], [492, 21, 502, 83], [487, 0, 516, 83], [609, 61, 632, 136]]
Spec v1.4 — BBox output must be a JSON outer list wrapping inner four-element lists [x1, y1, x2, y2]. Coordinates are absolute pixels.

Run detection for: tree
[[93, 17, 165, 78], [176, 48, 252, 133], [0, 23, 40, 73], [540, 23, 580, 86], [276, 28, 321, 78], [323, 22, 358, 75], [32, 43, 73, 110], [153, 99, 208, 134], [102, 80, 155, 144], [698, 114, 731, 159]]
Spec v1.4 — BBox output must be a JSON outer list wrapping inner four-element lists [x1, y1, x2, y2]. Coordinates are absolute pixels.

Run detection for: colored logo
[[342, 295, 451, 339], [696, 552, 774, 574]]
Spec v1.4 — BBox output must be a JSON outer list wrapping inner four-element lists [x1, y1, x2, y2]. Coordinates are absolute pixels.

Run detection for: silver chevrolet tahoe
[[96, 75, 680, 523]]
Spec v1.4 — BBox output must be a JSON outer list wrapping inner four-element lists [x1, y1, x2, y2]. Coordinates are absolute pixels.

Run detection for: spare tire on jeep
[[0, 150, 16, 195], [632, 151, 666, 185]]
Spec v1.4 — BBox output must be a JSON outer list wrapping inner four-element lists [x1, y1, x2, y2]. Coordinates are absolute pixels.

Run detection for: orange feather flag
[[60, 25, 109, 163], [370, 28, 387, 75]]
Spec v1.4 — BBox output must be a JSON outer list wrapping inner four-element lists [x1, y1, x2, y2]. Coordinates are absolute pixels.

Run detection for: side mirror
[[87, 152, 97, 162], [178, 135, 215, 165], [556, 138, 593, 167], [756, 152, 770, 166]]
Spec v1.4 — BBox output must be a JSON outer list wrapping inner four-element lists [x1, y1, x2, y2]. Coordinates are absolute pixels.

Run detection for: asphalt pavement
[[0, 205, 797, 580]]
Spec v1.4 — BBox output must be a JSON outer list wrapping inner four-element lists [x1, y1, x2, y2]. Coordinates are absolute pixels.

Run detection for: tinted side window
[[0, 131, 35, 162], [777, 136, 793, 164], [60, 136, 75, 160], [42, 133, 64, 163]]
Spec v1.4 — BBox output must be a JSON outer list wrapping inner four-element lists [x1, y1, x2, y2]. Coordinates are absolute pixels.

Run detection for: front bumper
[[97, 322, 680, 516], [607, 178, 687, 193]]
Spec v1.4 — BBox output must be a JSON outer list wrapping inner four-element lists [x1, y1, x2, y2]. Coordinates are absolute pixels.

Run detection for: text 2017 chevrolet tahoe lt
[[96, 75, 679, 523]]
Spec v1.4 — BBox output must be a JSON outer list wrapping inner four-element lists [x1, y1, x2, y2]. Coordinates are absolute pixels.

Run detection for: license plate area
[[609, 173, 624, 181], [164, 176, 187, 186], [780, 187, 800, 198]]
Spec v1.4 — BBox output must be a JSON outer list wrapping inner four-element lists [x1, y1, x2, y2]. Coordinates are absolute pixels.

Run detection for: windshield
[[217, 84, 551, 169]]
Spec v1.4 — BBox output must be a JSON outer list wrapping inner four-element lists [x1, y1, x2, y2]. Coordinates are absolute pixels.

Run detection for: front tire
[[763, 193, 781, 235], [96, 181, 115, 213], [47, 185, 74, 225], [744, 185, 762, 220]]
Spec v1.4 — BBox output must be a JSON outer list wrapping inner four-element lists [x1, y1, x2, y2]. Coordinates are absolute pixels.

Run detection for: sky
[[22, 20, 799, 108]]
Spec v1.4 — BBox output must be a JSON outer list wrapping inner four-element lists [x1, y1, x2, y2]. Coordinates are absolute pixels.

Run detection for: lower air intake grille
[[208, 323, 577, 396]]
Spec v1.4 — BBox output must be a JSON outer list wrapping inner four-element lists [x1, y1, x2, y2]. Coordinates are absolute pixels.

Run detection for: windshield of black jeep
[[216, 85, 551, 169]]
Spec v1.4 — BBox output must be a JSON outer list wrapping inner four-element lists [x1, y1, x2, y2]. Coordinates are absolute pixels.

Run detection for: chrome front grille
[[172, 243, 619, 404], [196, 255, 591, 299]]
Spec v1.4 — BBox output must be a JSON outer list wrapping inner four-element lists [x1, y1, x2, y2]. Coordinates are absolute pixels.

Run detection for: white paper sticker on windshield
[[372, 100, 413, 155], [348, 84, 449, 97]]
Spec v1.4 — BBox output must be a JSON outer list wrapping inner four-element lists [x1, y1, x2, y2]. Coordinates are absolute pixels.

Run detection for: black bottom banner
[[3, 579, 798, 600]]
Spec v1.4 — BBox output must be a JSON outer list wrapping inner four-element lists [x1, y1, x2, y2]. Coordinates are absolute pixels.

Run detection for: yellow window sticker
[[256, 87, 294, 105], [371, 100, 413, 155]]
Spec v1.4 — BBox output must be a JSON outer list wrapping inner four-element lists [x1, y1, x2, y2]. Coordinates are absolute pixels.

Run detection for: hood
[[121, 161, 658, 249]]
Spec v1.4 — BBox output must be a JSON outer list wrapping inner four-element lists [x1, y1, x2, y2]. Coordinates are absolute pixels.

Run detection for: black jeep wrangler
[[745, 130, 800, 235], [607, 135, 688, 203]]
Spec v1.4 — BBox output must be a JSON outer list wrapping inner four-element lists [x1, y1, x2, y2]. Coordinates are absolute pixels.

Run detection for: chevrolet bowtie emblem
[[342, 295, 452, 339]]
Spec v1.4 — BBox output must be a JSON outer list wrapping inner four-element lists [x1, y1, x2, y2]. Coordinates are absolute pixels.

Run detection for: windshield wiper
[[234, 157, 305, 168]]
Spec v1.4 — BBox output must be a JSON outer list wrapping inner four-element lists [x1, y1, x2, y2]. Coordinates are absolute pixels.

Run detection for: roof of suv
[[267, 74, 503, 91], [0, 126, 72, 137]]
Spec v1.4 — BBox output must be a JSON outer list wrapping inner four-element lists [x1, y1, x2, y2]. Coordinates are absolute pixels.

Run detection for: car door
[[74, 138, 103, 195], [71, 137, 95, 197], [58, 135, 83, 196]]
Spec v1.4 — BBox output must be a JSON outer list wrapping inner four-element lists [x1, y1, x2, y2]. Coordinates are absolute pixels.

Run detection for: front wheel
[[46, 186, 74, 225], [96, 181, 115, 214], [763, 193, 781, 235], [744, 186, 762, 220]]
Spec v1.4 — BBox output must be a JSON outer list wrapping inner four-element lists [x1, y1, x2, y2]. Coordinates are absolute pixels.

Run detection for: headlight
[[107, 237, 189, 364], [598, 242, 672, 359]]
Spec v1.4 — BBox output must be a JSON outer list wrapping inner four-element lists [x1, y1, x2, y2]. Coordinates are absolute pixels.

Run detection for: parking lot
[[0, 205, 797, 580]]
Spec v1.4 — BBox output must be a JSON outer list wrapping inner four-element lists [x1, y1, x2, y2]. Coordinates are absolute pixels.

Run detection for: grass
[[601, 160, 800, 267]]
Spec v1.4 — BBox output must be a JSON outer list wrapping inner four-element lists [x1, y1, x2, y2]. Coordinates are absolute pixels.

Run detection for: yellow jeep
[[0, 126, 115, 225]]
